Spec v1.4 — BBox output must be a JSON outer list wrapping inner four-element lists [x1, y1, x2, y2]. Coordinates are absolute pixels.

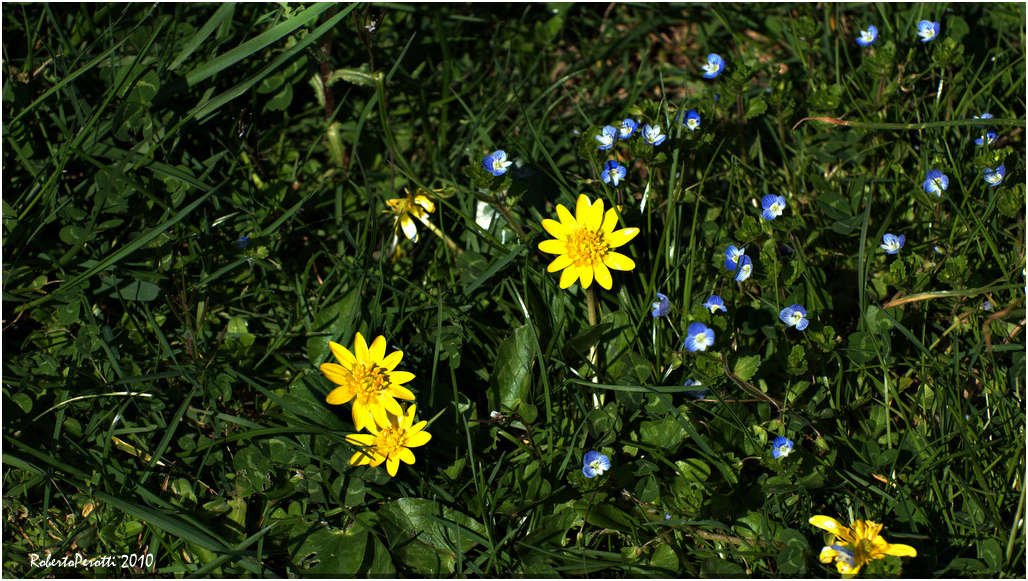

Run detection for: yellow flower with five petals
[[320, 332, 416, 432], [809, 515, 917, 577], [346, 404, 432, 477], [537, 194, 639, 290]]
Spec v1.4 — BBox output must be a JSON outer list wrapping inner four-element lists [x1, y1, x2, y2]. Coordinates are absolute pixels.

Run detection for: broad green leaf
[[489, 323, 534, 413], [378, 497, 487, 575]]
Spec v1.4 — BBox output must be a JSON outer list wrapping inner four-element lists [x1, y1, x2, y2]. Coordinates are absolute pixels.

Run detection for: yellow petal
[[405, 430, 432, 448], [370, 403, 393, 430], [390, 372, 416, 388], [388, 385, 416, 401], [559, 266, 581, 289], [349, 451, 372, 466], [555, 203, 576, 228], [329, 341, 356, 365], [399, 214, 419, 242], [602, 207, 620, 234], [353, 403, 377, 432], [809, 515, 846, 535], [885, 543, 917, 558], [537, 239, 567, 255], [578, 264, 594, 289], [578, 195, 602, 230], [346, 433, 376, 446], [606, 227, 639, 249], [386, 455, 400, 477], [320, 363, 352, 387], [354, 333, 369, 360], [592, 263, 613, 289], [414, 195, 435, 213], [818, 546, 838, 564], [381, 396, 403, 418], [542, 218, 568, 240], [368, 335, 388, 362], [325, 385, 355, 405], [546, 254, 574, 273], [602, 251, 636, 272], [381, 350, 403, 371], [397, 447, 416, 465]]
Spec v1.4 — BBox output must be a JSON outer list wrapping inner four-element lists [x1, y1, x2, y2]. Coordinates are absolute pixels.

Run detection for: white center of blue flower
[[589, 460, 606, 476]]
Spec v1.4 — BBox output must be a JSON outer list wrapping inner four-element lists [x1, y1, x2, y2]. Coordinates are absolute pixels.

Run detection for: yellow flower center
[[373, 425, 405, 457], [567, 226, 607, 266], [352, 363, 389, 401]]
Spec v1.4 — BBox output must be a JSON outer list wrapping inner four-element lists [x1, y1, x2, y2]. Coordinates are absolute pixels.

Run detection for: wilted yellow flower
[[809, 515, 917, 577], [385, 189, 435, 243], [537, 194, 639, 290], [320, 332, 416, 432], [346, 404, 432, 477]]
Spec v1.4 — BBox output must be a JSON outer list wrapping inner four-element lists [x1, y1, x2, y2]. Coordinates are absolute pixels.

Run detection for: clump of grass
[[3, 3, 1025, 577]]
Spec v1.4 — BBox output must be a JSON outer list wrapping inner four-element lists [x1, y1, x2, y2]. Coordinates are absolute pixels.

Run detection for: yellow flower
[[809, 515, 917, 577], [385, 189, 435, 243], [537, 194, 639, 290], [319, 332, 416, 432], [346, 404, 432, 477]]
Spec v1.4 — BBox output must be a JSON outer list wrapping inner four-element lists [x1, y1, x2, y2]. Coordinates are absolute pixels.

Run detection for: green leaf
[[776, 546, 806, 575], [701, 557, 746, 577], [979, 537, 1002, 571], [786, 345, 808, 375], [649, 543, 678, 573], [377, 498, 487, 575], [640, 411, 687, 450], [846, 332, 878, 364], [288, 519, 370, 576], [489, 323, 534, 413], [232, 445, 271, 497], [744, 96, 767, 119], [575, 500, 635, 532], [307, 290, 358, 366], [732, 355, 760, 382]]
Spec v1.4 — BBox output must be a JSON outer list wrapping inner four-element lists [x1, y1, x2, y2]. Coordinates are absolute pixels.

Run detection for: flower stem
[[417, 215, 462, 255], [587, 285, 602, 408]]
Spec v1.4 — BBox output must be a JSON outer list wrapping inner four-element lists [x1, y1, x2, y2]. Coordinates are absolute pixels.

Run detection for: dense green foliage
[[3, 2, 1025, 577]]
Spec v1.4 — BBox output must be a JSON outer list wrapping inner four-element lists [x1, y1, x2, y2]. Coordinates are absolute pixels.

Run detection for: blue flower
[[482, 150, 513, 176], [601, 160, 627, 187], [684, 379, 708, 399], [779, 304, 809, 330], [582, 450, 610, 478], [761, 194, 786, 220], [880, 233, 905, 254], [702, 53, 725, 79], [236, 236, 250, 250], [724, 245, 745, 270], [922, 169, 949, 197], [917, 20, 940, 42], [855, 25, 878, 46], [684, 322, 715, 352], [983, 165, 1005, 187], [771, 436, 794, 458], [595, 126, 618, 150], [972, 113, 993, 127], [641, 124, 667, 146], [981, 300, 993, 312], [702, 295, 726, 313], [683, 110, 701, 131], [734, 255, 753, 281], [651, 293, 671, 317], [974, 131, 997, 145], [618, 118, 639, 139]]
